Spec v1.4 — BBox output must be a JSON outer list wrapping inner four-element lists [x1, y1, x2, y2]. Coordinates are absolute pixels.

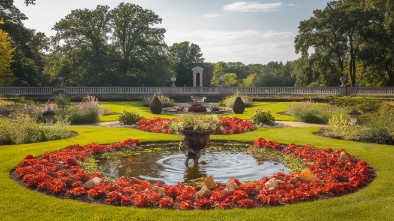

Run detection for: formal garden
[[1, 95, 393, 220]]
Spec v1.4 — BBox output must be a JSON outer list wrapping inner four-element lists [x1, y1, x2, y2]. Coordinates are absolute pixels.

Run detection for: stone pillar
[[192, 66, 204, 87], [339, 76, 348, 96]]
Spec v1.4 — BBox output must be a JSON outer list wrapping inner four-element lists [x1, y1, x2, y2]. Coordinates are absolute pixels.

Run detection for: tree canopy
[[4, 0, 394, 87]]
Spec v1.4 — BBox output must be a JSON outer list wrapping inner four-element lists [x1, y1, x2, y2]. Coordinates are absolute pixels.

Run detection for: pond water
[[95, 145, 291, 185]]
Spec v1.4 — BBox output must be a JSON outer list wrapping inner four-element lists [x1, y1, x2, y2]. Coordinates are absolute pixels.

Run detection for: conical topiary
[[149, 95, 163, 114], [232, 96, 245, 114]]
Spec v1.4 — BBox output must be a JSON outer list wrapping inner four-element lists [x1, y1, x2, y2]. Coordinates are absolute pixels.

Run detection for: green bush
[[40, 121, 72, 141], [118, 111, 143, 125], [252, 108, 275, 126], [320, 110, 394, 144], [0, 114, 71, 145], [328, 96, 382, 113], [288, 103, 334, 124]]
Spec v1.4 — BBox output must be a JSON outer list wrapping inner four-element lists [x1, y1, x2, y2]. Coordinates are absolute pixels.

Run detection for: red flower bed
[[13, 137, 375, 209], [137, 116, 255, 134]]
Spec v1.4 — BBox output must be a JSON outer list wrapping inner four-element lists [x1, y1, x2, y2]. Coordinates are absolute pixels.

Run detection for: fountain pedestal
[[181, 130, 213, 165]]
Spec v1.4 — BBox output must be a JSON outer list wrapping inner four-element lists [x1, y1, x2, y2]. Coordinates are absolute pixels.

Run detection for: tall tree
[[359, 0, 394, 86], [0, 18, 16, 85], [169, 41, 204, 86], [52, 5, 112, 86], [1, 0, 49, 86], [109, 3, 168, 86], [211, 62, 226, 87], [295, 0, 368, 86]]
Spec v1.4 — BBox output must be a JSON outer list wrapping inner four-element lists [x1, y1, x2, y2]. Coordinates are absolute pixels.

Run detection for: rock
[[299, 168, 323, 184], [339, 151, 349, 162], [84, 177, 102, 189], [152, 186, 166, 196], [195, 185, 211, 197], [265, 178, 279, 190], [203, 176, 217, 190], [226, 179, 239, 193]]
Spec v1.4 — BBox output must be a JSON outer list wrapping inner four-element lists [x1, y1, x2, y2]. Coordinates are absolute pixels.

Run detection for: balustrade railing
[[1, 86, 394, 96], [348, 87, 394, 96]]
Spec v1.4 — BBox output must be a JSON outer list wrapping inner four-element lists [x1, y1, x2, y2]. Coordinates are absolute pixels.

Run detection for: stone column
[[192, 66, 204, 87]]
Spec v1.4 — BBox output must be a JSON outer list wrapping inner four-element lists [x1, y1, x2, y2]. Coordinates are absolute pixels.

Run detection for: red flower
[[14, 136, 375, 210], [179, 200, 194, 210]]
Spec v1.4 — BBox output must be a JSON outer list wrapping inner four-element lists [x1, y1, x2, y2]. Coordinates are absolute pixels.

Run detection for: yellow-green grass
[[99, 101, 297, 122], [99, 101, 178, 122], [1, 123, 394, 221]]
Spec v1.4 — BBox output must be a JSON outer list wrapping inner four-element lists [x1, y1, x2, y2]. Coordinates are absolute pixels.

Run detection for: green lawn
[[1, 102, 393, 221], [99, 101, 296, 122]]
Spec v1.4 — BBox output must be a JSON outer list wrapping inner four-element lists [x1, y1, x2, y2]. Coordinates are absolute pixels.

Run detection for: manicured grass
[[99, 101, 296, 122], [100, 101, 178, 122], [1, 102, 394, 220]]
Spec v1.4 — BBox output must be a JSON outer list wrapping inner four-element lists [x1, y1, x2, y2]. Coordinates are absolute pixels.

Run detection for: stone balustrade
[[1, 86, 394, 96]]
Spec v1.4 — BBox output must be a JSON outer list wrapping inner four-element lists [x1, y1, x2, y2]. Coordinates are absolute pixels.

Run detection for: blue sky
[[14, 0, 329, 64]]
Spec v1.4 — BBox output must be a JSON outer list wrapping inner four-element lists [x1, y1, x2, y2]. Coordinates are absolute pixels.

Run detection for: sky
[[14, 0, 330, 65]]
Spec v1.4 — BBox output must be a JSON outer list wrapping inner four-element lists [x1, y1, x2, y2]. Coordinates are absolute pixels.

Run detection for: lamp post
[[348, 110, 361, 126], [170, 76, 176, 87], [219, 76, 225, 87]]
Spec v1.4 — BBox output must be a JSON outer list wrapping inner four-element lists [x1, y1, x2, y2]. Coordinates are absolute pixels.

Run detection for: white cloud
[[223, 2, 283, 12], [203, 13, 221, 18], [165, 29, 293, 45], [165, 29, 296, 64], [201, 42, 298, 64]]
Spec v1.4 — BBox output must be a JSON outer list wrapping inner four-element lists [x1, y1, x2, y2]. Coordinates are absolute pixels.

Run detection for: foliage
[[288, 103, 338, 124], [328, 96, 382, 113], [50, 3, 171, 86], [67, 95, 102, 124], [0, 18, 16, 86], [252, 108, 275, 126], [169, 41, 204, 87], [0, 113, 70, 145], [320, 104, 394, 144], [170, 115, 221, 132], [254, 61, 295, 87], [1, 1, 50, 86], [14, 137, 374, 209], [118, 110, 143, 125]]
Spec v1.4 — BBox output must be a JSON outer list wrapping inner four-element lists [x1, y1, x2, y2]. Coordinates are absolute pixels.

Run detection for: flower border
[[13, 137, 375, 209], [137, 116, 256, 134]]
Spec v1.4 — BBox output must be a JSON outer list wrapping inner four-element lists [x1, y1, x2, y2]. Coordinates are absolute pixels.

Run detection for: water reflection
[[95, 147, 291, 185]]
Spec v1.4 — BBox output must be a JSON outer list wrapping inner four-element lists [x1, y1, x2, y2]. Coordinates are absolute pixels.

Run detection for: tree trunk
[[388, 69, 394, 86]]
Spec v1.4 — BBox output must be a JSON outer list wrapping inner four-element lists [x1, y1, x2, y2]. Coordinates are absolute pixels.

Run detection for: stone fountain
[[181, 129, 213, 166]]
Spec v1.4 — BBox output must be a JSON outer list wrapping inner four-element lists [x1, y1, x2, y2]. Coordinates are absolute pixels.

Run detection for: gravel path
[[275, 121, 326, 127]]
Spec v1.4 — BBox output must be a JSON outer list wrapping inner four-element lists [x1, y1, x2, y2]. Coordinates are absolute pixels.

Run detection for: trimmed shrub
[[141, 95, 176, 108], [219, 95, 252, 108]]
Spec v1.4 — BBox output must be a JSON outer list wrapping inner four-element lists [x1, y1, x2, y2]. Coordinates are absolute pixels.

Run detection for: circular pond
[[94, 144, 291, 185]]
